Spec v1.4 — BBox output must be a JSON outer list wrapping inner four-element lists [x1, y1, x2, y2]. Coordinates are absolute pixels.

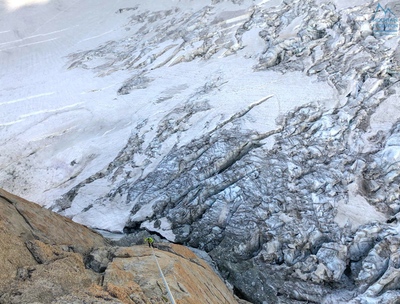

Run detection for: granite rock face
[[0, 189, 239, 304]]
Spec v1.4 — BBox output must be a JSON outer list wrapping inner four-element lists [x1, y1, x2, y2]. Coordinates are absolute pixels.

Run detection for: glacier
[[1, 0, 400, 303]]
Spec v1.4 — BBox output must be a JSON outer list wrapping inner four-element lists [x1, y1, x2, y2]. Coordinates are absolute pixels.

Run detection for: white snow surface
[[0, 0, 399, 234], [334, 182, 387, 230], [0, 2, 335, 201]]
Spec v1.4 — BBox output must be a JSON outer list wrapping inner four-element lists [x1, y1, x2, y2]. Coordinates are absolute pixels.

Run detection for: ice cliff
[[1, 0, 400, 303]]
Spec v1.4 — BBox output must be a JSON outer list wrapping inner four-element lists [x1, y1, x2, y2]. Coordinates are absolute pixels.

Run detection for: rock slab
[[0, 189, 238, 304]]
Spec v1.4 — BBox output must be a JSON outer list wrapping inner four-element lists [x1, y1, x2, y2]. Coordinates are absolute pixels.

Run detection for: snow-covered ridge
[[2, 0, 400, 303]]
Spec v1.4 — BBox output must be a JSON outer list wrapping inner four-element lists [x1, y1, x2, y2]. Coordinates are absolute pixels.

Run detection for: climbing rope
[[151, 247, 176, 304]]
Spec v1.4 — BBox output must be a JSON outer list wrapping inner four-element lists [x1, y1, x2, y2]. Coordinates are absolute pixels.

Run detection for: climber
[[144, 237, 155, 248]]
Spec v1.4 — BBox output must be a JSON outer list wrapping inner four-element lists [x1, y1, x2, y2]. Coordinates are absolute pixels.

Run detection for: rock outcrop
[[0, 189, 239, 304]]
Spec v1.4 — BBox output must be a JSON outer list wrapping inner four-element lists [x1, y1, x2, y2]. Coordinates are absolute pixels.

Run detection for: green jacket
[[145, 237, 154, 244]]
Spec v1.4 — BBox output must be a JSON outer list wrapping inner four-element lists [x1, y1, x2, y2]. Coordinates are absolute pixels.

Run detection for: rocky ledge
[[0, 188, 240, 304]]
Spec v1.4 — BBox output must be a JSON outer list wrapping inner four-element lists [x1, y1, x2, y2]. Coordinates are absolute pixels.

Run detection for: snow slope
[[0, 0, 336, 205]]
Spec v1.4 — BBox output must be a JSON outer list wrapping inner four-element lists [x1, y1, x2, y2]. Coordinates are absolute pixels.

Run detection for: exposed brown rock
[[0, 188, 106, 289], [0, 189, 238, 303], [104, 244, 238, 304]]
